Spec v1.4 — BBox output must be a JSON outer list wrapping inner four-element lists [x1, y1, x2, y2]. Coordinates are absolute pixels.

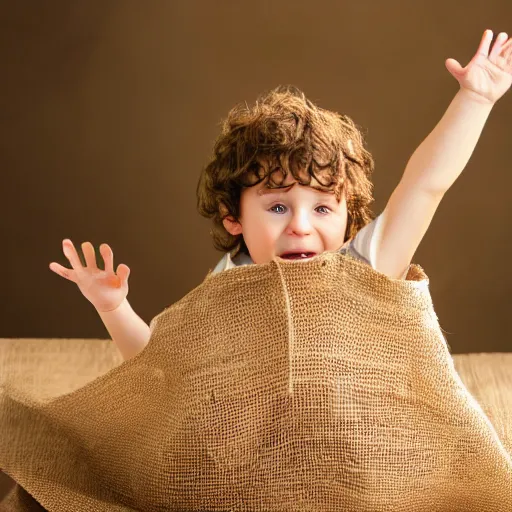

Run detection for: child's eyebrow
[[257, 186, 293, 196], [257, 185, 336, 200]]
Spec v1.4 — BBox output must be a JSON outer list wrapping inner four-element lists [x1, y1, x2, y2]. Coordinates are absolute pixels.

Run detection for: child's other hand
[[445, 29, 512, 104], [49, 240, 130, 313]]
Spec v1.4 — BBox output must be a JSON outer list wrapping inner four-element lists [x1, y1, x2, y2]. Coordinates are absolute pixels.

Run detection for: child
[[0, 29, 504, 510], [49, 29, 512, 362]]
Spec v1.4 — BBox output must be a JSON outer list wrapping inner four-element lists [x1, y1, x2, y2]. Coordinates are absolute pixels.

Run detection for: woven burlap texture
[[0, 251, 511, 511]]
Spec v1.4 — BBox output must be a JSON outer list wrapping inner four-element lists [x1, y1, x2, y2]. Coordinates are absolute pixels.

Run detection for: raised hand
[[446, 29, 512, 104], [49, 240, 130, 313]]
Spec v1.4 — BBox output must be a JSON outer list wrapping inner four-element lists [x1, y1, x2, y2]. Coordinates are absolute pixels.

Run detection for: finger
[[500, 38, 512, 58], [490, 32, 508, 60], [49, 262, 77, 283], [116, 263, 130, 284], [477, 29, 493, 57], [507, 50, 512, 69], [81, 241, 98, 269], [100, 243, 114, 273], [445, 58, 464, 77], [62, 239, 84, 271]]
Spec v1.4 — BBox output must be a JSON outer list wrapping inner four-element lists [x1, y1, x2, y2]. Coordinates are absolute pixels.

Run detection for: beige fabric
[[1, 251, 511, 511], [451, 353, 512, 457]]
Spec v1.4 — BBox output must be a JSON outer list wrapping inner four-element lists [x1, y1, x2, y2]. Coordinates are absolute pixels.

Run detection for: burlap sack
[[0, 251, 511, 511]]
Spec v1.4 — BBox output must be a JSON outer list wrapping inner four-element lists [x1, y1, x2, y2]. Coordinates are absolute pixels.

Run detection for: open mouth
[[280, 253, 316, 260]]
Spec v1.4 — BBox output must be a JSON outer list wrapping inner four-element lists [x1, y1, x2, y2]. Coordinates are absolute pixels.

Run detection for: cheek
[[244, 214, 271, 240], [255, 219, 278, 242], [326, 214, 348, 237], [249, 217, 280, 249]]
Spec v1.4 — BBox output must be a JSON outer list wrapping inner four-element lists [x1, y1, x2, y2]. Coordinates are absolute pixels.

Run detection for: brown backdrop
[[1, 1, 511, 353]]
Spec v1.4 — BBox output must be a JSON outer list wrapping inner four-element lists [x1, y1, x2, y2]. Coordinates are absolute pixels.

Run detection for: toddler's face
[[223, 175, 348, 265]]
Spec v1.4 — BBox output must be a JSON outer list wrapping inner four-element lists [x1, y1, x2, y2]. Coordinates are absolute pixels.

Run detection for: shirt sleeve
[[211, 251, 253, 275], [339, 214, 410, 280], [211, 253, 230, 275]]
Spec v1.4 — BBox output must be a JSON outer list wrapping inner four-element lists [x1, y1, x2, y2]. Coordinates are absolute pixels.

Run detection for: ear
[[222, 215, 243, 236]]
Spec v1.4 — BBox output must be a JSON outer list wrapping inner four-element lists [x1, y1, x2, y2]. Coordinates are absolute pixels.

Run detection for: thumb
[[116, 264, 130, 284], [445, 58, 464, 79]]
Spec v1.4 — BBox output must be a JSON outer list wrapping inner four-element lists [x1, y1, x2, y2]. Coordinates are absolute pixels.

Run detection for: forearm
[[97, 299, 151, 361], [401, 88, 494, 195]]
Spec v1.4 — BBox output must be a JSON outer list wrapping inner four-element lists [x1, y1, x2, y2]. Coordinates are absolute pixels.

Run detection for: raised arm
[[50, 239, 151, 360], [373, 30, 512, 279]]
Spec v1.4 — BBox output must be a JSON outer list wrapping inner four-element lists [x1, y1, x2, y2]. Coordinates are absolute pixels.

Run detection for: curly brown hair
[[196, 85, 376, 257]]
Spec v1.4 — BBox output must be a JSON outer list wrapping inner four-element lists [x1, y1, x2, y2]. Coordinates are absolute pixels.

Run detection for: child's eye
[[269, 204, 331, 214], [269, 204, 286, 214]]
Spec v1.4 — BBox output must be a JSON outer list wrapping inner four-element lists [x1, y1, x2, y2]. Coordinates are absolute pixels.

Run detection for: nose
[[286, 208, 312, 235]]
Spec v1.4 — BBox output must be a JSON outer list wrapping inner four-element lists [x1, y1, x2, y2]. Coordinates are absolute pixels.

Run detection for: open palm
[[446, 30, 512, 104], [49, 240, 130, 313]]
